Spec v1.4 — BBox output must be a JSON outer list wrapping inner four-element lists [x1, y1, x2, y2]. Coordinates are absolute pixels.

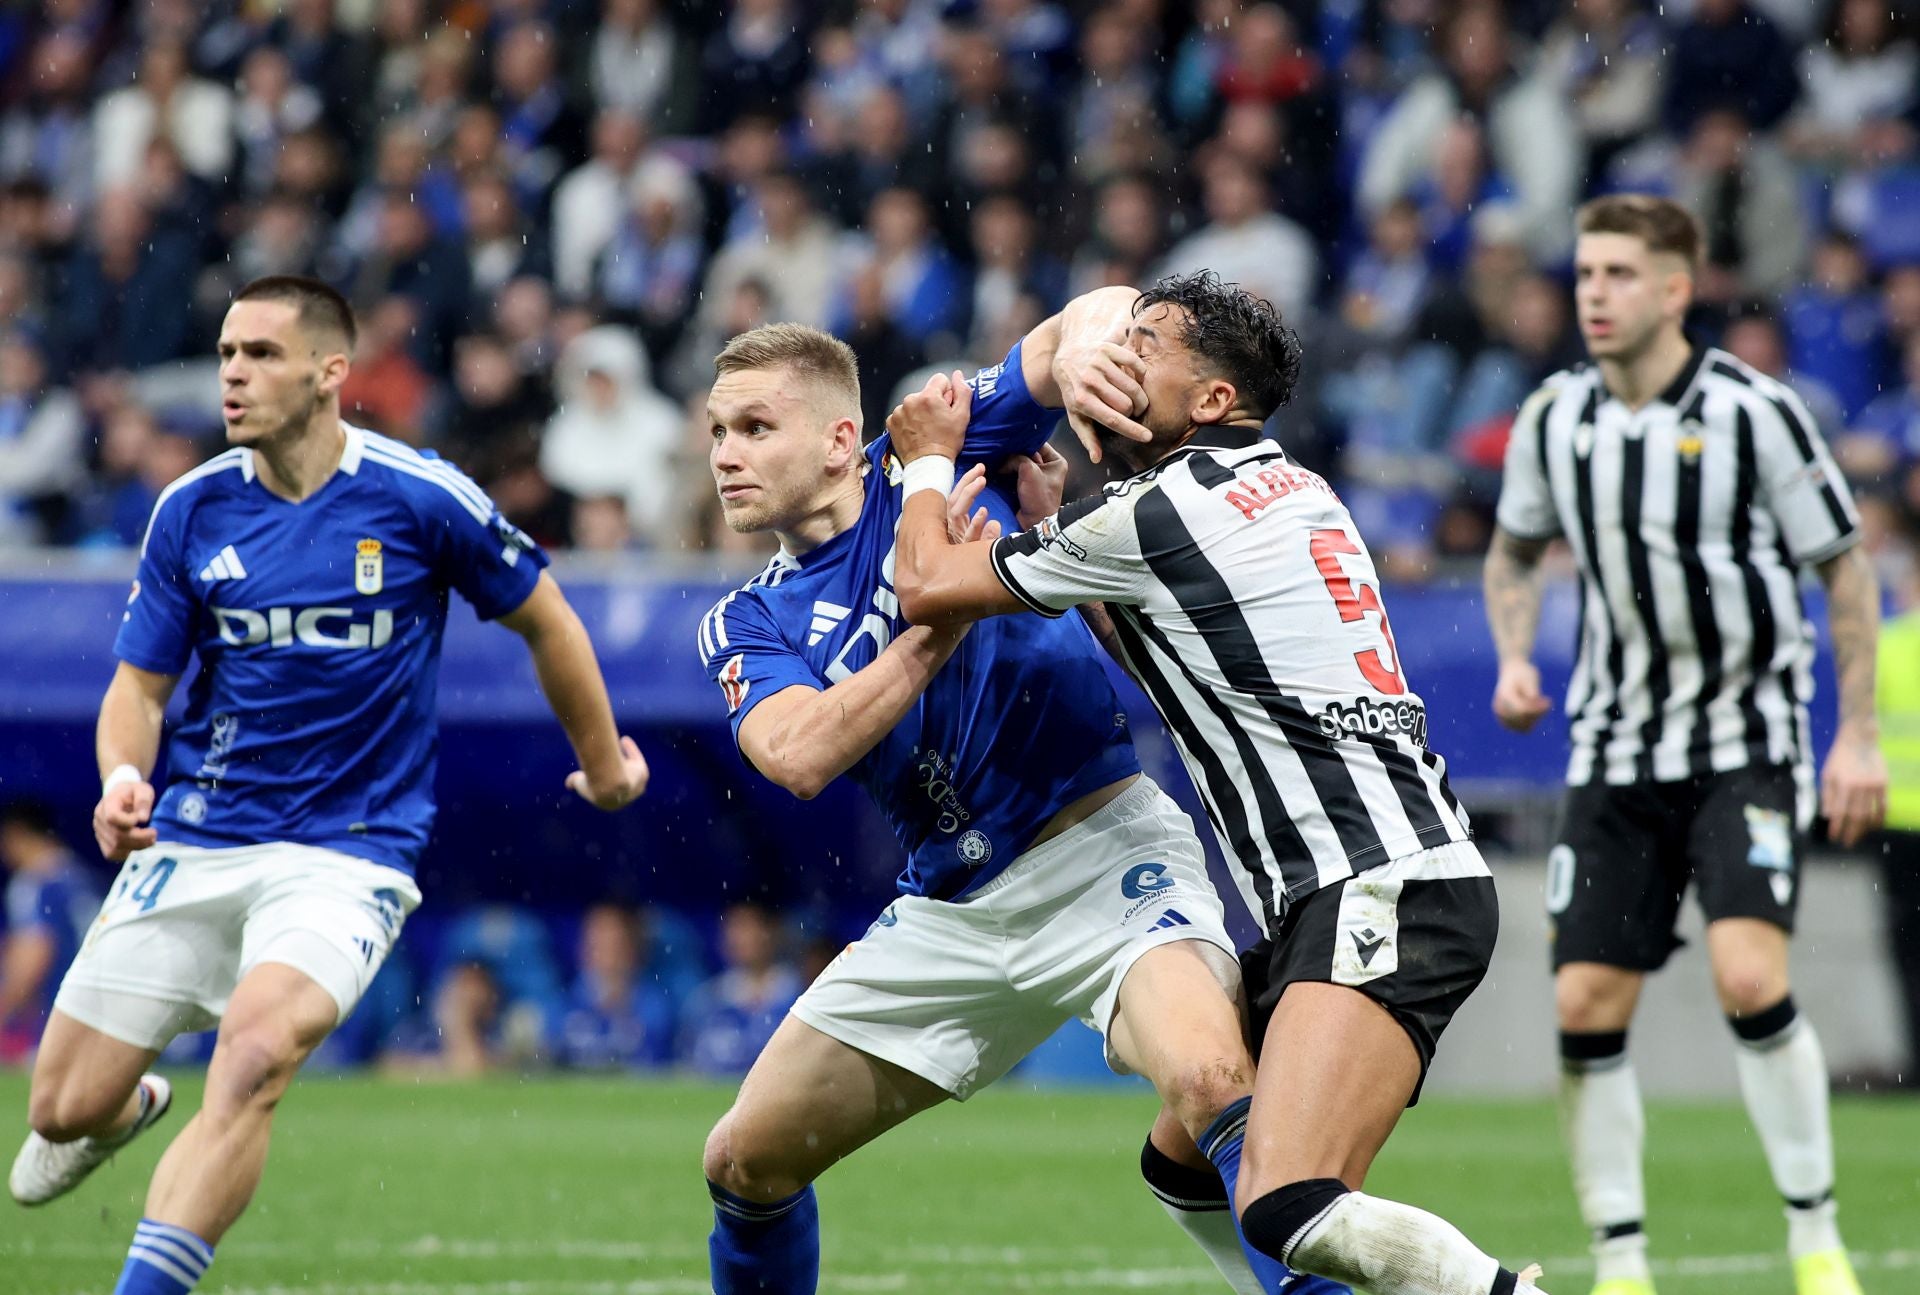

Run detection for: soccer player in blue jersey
[[694, 292, 1347, 1295], [7, 276, 649, 1295]]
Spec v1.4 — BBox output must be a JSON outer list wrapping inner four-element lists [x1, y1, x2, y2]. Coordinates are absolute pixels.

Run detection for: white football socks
[[1731, 1001, 1842, 1258], [1559, 1034, 1650, 1281]]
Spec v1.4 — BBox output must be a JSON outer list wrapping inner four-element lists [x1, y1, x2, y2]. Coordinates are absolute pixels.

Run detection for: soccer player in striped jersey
[[8, 277, 650, 1295], [1482, 196, 1885, 1295], [889, 271, 1544, 1295], [694, 293, 1346, 1295]]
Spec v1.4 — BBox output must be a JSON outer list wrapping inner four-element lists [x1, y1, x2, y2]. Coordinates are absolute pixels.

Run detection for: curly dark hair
[[1134, 270, 1303, 421]]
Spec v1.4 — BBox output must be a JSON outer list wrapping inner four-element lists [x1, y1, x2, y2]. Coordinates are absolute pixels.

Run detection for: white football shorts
[[53, 840, 421, 1050], [793, 776, 1236, 1099]]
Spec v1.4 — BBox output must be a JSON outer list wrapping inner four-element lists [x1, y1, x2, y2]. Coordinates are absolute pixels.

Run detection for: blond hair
[[714, 323, 862, 421], [1576, 194, 1703, 272]]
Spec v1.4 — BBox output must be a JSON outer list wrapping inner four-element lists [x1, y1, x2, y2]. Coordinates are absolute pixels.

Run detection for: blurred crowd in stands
[[0, 795, 839, 1075], [0, 0, 1915, 589]]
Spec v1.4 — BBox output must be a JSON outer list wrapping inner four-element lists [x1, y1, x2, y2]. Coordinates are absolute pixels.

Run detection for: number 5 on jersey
[[1309, 527, 1407, 696]]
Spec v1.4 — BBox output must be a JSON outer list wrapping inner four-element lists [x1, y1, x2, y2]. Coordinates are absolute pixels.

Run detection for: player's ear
[[1189, 379, 1238, 426], [316, 348, 350, 398], [826, 415, 861, 472]]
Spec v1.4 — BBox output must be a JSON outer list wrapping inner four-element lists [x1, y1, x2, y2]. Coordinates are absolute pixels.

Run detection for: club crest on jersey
[[355, 538, 384, 595], [1574, 423, 1595, 458], [719, 653, 750, 714], [1676, 420, 1706, 461]]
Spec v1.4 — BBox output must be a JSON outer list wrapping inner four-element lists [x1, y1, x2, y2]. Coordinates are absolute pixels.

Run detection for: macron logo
[[198, 545, 249, 582], [807, 600, 852, 646]]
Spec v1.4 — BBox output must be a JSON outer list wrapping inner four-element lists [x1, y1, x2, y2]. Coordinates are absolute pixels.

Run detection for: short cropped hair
[[714, 323, 862, 419], [1575, 195, 1703, 272], [233, 275, 357, 351], [1135, 270, 1303, 421]]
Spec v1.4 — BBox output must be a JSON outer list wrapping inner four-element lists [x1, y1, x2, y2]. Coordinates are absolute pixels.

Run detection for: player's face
[[1116, 303, 1216, 455], [707, 366, 845, 533], [217, 300, 335, 447], [1574, 233, 1689, 362]]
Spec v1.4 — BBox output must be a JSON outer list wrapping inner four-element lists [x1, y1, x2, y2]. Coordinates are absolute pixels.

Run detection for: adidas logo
[[1149, 909, 1191, 932], [807, 600, 852, 646], [198, 545, 249, 582]]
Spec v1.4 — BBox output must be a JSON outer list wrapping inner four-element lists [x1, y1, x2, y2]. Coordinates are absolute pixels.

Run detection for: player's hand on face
[[567, 735, 650, 812], [1052, 324, 1153, 465], [1008, 444, 1068, 531], [1820, 729, 1887, 847], [1491, 659, 1553, 733], [94, 780, 157, 862], [886, 370, 971, 462], [945, 464, 1003, 545]]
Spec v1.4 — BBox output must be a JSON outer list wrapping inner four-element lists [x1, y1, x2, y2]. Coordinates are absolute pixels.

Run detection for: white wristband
[[102, 764, 143, 795], [901, 455, 956, 501]]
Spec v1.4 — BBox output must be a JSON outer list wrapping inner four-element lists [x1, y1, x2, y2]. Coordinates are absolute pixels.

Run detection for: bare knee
[[1162, 1057, 1254, 1140], [1714, 959, 1788, 1019], [702, 1113, 809, 1204], [203, 1027, 306, 1122], [1556, 966, 1641, 1033], [28, 1081, 134, 1143]]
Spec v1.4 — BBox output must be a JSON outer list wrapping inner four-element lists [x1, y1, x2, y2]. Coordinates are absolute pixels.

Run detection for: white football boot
[[10, 1073, 173, 1206]]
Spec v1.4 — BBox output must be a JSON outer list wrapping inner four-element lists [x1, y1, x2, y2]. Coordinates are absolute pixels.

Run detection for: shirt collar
[[1654, 345, 1706, 409]]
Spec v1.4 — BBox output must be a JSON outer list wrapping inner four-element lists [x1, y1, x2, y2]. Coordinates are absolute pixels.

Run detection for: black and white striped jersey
[[988, 426, 1473, 932], [1495, 347, 1861, 802]]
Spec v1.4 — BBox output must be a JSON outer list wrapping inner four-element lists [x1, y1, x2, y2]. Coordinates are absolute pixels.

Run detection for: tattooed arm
[[1815, 545, 1887, 845], [1483, 526, 1555, 733]]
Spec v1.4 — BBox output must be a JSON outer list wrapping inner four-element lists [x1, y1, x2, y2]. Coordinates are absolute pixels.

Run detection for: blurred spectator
[[1069, 172, 1166, 297], [1409, 117, 1516, 275], [1162, 153, 1317, 324], [595, 161, 705, 358], [233, 44, 325, 199], [91, 41, 233, 191], [1869, 559, 1920, 1086], [539, 325, 681, 547], [463, 168, 549, 300], [493, 23, 589, 208], [591, 0, 687, 128], [572, 495, 635, 553], [967, 194, 1066, 358], [1339, 198, 1431, 344], [351, 190, 471, 372], [1664, 0, 1799, 138], [1788, 0, 1919, 166], [701, 0, 809, 131], [842, 261, 926, 438], [340, 297, 437, 444], [1067, 7, 1159, 179], [678, 902, 803, 1077], [552, 109, 652, 302], [1842, 331, 1920, 489], [1538, 0, 1666, 178], [57, 186, 201, 377], [0, 31, 96, 220], [381, 960, 504, 1077], [1784, 232, 1895, 422], [265, 0, 367, 138], [701, 173, 842, 338], [848, 187, 967, 353], [0, 330, 84, 543], [438, 331, 553, 489], [1719, 311, 1846, 434], [1358, 6, 1579, 262], [1676, 108, 1808, 307], [0, 799, 98, 1063], [551, 903, 677, 1069]]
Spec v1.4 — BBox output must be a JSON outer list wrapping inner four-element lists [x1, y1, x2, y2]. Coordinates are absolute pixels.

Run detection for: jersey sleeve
[[956, 338, 1054, 465], [987, 485, 1154, 617], [696, 588, 823, 748], [1748, 382, 1861, 565], [1494, 383, 1563, 541], [421, 458, 551, 619], [113, 495, 199, 675]]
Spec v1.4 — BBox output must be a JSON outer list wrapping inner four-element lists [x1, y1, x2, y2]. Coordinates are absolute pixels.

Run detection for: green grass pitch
[[2, 1072, 1915, 1293]]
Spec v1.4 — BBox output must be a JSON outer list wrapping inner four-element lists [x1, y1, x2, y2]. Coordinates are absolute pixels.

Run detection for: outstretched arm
[[1482, 526, 1554, 733], [499, 572, 649, 811], [1816, 545, 1886, 845], [94, 661, 178, 860], [1019, 285, 1153, 463]]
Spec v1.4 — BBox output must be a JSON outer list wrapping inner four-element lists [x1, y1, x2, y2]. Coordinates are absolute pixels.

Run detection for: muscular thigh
[[718, 1013, 950, 1183]]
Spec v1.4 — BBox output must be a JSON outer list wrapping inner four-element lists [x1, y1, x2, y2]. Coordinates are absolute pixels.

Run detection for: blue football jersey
[[697, 342, 1140, 900], [4, 858, 100, 1004], [114, 424, 548, 874]]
